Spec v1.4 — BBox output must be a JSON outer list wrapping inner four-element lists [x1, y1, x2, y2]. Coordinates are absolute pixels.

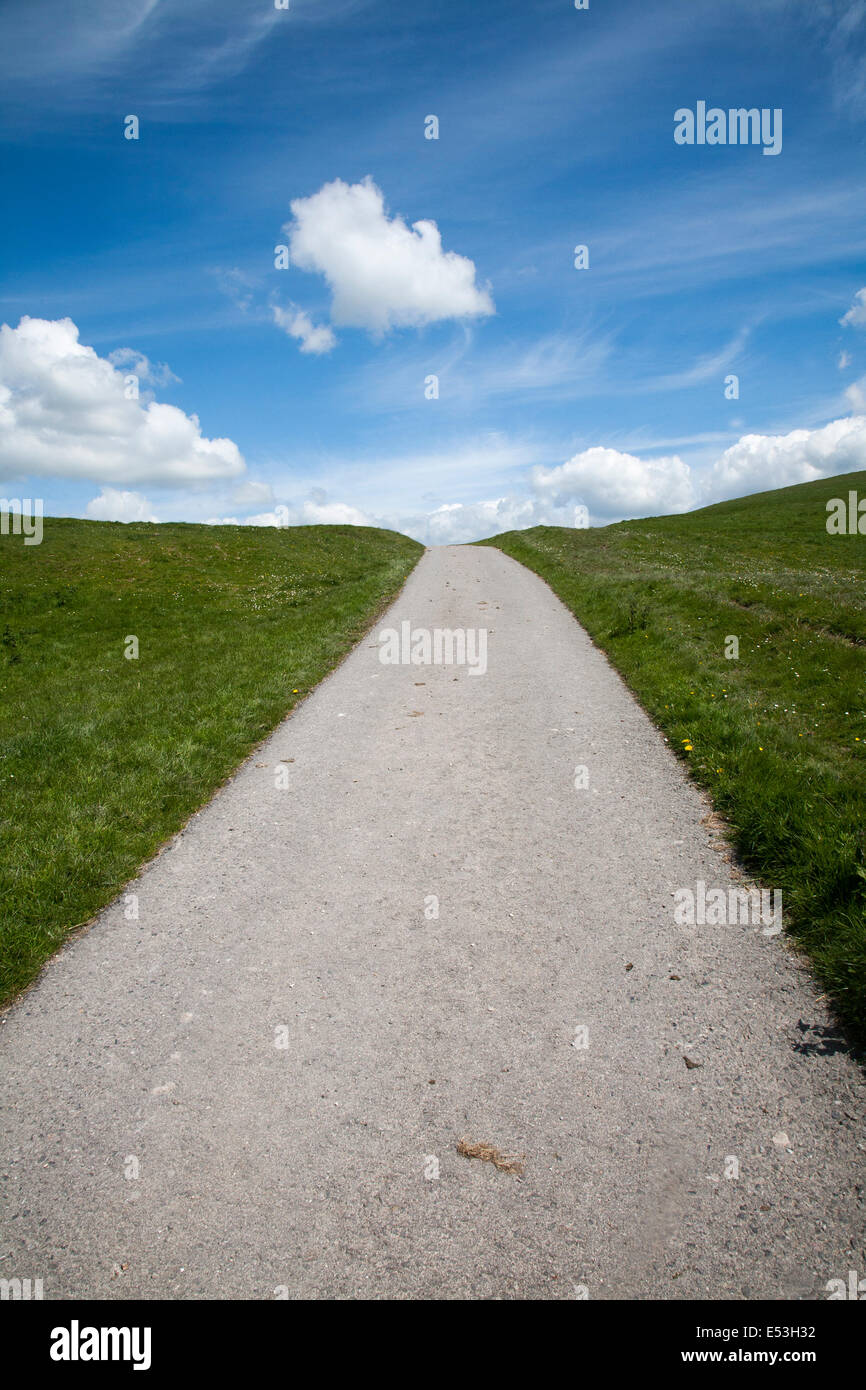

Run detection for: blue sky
[[1, 0, 865, 541]]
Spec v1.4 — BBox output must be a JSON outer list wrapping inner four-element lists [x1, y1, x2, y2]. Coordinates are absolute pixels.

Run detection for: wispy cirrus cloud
[[638, 327, 751, 393], [0, 0, 287, 116], [841, 287, 866, 328], [348, 325, 613, 414]]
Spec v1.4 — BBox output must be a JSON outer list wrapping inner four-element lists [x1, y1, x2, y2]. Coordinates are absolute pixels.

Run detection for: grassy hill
[[481, 471, 866, 1048], [0, 518, 422, 1006]]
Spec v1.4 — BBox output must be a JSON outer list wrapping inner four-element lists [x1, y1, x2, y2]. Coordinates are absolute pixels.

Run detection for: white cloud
[[391, 496, 576, 546], [531, 446, 697, 521], [205, 497, 374, 529], [347, 414, 866, 541], [247, 500, 373, 527], [844, 378, 866, 412], [85, 488, 159, 523], [107, 347, 180, 388], [284, 177, 494, 336], [188, 441, 694, 545], [393, 415, 866, 540], [74, 411, 866, 547], [0, 316, 245, 486], [841, 287, 866, 327], [203, 492, 581, 545], [707, 415, 866, 499], [231, 479, 275, 507], [294, 499, 371, 525], [839, 349, 852, 369], [272, 303, 337, 355]]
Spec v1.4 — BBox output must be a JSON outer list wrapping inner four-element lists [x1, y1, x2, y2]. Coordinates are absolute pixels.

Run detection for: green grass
[[0, 518, 422, 1005], [481, 471, 866, 1048]]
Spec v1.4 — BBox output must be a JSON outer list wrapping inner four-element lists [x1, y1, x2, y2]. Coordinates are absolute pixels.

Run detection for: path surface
[[1, 545, 864, 1300]]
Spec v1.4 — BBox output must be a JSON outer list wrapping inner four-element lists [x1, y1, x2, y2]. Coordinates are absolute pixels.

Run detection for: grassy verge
[[0, 518, 422, 1005], [481, 471, 866, 1048]]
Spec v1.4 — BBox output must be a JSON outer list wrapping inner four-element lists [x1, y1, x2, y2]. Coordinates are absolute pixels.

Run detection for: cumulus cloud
[[295, 498, 371, 525], [284, 177, 494, 336], [841, 287, 866, 327], [396, 445, 696, 543], [205, 497, 373, 528], [0, 316, 245, 486], [707, 415, 866, 499], [85, 488, 159, 523], [202, 493, 564, 545], [532, 446, 697, 521], [251, 499, 373, 527], [271, 303, 337, 354], [397, 416, 866, 540], [391, 496, 576, 546], [73, 410, 866, 547]]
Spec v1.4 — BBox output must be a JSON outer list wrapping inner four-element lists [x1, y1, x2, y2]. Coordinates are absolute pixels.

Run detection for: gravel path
[[1, 543, 863, 1300]]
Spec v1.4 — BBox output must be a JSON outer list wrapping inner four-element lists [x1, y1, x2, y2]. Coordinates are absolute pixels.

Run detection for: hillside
[[481, 471, 866, 1046], [0, 518, 422, 1005]]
